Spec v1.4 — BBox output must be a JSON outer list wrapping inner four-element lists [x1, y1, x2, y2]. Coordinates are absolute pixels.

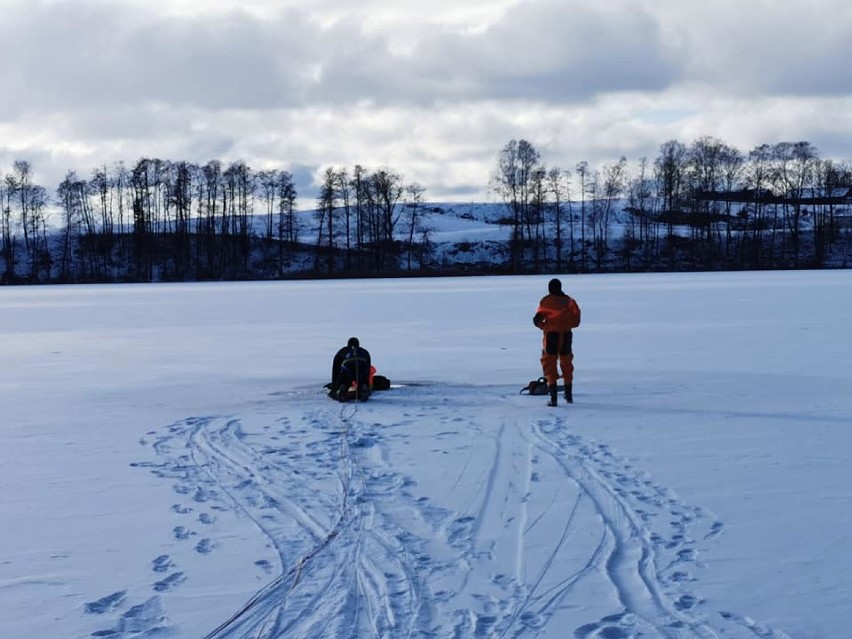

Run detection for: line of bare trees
[[3, 158, 301, 283], [490, 137, 852, 272], [1, 156, 436, 284], [313, 165, 429, 274], [2, 135, 852, 284]]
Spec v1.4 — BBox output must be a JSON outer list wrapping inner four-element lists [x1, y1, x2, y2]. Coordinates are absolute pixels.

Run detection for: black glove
[[533, 312, 546, 327]]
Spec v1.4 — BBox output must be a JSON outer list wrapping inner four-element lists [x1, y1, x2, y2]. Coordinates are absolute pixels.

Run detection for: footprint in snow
[[113, 595, 169, 635], [195, 538, 216, 554], [674, 594, 700, 611], [705, 520, 726, 539], [153, 571, 186, 592], [173, 483, 192, 495], [574, 612, 636, 639], [151, 555, 174, 573], [173, 525, 193, 540], [193, 487, 215, 502], [83, 590, 127, 614]]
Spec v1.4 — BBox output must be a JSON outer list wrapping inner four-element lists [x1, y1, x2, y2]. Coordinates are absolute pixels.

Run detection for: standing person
[[331, 337, 372, 402], [533, 278, 581, 406]]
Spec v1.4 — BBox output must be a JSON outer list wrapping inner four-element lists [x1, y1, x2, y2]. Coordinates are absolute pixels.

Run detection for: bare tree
[[743, 144, 773, 266], [27, 184, 49, 281], [194, 160, 223, 277], [276, 170, 298, 274], [11, 161, 33, 255], [351, 164, 367, 270], [168, 161, 194, 278], [56, 172, 86, 281], [773, 141, 819, 265], [718, 144, 745, 261], [687, 137, 728, 266], [490, 139, 541, 271], [403, 182, 425, 271], [370, 168, 404, 270], [334, 168, 353, 269], [654, 140, 688, 267], [529, 166, 547, 271], [257, 169, 279, 241], [129, 158, 157, 279], [315, 167, 337, 272], [575, 161, 589, 271], [1, 176, 16, 281], [546, 167, 571, 272], [596, 157, 627, 267]]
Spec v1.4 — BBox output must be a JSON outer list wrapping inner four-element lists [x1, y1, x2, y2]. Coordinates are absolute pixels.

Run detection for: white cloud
[[1, 0, 851, 207]]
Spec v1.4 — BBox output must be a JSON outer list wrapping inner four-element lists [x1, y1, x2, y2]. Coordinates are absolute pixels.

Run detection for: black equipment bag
[[372, 374, 391, 391]]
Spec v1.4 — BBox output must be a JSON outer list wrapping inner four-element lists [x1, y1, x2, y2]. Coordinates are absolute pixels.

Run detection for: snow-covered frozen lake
[[1, 270, 850, 638]]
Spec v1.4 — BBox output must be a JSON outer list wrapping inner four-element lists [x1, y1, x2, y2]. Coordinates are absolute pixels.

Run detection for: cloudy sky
[[2, 0, 852, 205]]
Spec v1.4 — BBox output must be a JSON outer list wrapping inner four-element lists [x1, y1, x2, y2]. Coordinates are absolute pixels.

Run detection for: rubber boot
[[336, 384, 349, 402], [564, 383, 573, 404], [547, 384, 558, 407]]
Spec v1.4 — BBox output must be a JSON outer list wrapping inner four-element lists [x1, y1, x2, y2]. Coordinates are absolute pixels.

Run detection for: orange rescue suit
[[534, 293, 581, 386]]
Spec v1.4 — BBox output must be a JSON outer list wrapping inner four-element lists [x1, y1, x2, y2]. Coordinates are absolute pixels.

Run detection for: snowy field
[[1, 270, 850, 639]]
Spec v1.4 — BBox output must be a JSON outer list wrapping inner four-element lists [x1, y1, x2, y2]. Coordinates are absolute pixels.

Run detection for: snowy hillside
[[1, 271, 850, 638]]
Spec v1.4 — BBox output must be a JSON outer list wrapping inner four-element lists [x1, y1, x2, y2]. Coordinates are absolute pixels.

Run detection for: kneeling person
[[331, 337, 372, 402]]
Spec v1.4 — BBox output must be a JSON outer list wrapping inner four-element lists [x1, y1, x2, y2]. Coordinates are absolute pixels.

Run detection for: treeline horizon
[[1, 134, 851, 284]]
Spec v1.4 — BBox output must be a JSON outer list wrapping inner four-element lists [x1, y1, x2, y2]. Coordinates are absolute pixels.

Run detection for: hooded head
[[347, 337, 360, 348], [548, 278, 563, 295]]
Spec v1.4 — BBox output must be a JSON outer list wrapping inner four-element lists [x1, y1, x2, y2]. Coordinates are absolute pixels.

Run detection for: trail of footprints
[[86, 414, 319, 637], [84, 417, 250, 637]]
